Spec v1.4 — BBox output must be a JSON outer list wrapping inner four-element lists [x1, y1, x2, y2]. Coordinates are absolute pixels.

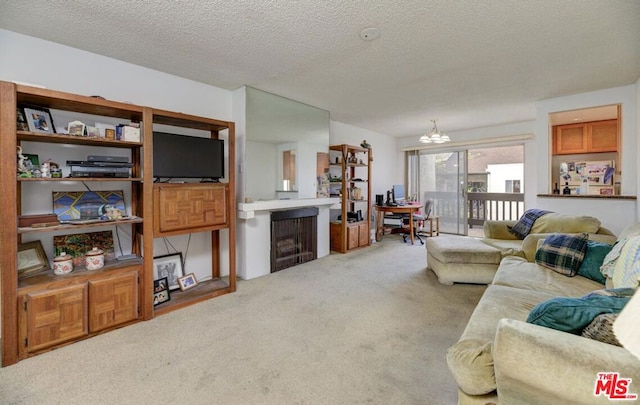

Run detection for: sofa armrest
[[494, 319, 640, 404], [483, 220, 518, 240]]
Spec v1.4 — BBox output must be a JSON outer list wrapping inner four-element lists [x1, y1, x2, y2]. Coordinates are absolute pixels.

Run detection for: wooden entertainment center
[[0, 81, 236, 366]]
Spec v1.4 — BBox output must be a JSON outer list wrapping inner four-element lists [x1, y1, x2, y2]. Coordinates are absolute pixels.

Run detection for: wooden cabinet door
[[588, 120, 617, 152], [555, 124, 587, 154], [154, 184, 227, 234], [89, 271, 138, 333], [347, 224, 359, 250], [358, 222, 369, 247], [22, 284, 88, 353]]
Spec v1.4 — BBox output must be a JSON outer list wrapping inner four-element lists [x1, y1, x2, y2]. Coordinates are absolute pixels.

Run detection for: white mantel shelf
[[237, 198, 339, 219]]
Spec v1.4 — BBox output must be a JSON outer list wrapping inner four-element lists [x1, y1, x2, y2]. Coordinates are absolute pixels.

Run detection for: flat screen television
[[153, 132, 225, 180]]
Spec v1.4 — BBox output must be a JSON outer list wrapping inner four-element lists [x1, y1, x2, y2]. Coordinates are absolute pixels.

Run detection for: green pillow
[[526, 293, 630, 334], [577, 241, 612, 284], [534, 233, 588, 276]]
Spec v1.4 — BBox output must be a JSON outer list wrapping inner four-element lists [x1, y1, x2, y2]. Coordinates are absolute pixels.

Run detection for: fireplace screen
[[270, 208, 318, 272]]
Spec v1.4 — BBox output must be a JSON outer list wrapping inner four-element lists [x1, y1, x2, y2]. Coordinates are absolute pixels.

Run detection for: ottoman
[[426, 236, 502, 285]]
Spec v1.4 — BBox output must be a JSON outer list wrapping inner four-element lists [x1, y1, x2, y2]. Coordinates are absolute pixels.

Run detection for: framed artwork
[[23, 107, 55, 134], [153, 253, 184, 291], [53, 230, 115, 267], [23, 153, 39, 173], [17, 240, 50, 278], [153, 277, 171, 306], [178, 273, 198, 291], [53, 190, 126, 221]]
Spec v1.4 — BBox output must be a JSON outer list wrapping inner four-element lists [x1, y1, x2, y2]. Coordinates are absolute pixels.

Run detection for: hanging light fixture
[[419, 119, 451, 144]]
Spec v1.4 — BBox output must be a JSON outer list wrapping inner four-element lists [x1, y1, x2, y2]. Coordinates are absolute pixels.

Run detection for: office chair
[[402, 198, 433, 245]]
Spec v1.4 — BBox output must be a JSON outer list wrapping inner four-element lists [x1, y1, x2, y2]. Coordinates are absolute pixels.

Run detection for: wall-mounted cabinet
[[553, 119, 618, 155]]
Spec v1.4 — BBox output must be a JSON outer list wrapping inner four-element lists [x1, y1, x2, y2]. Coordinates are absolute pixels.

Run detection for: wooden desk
[[375, 204, 421, 245]]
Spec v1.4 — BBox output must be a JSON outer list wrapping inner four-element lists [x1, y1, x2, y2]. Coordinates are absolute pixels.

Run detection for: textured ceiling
[[1, 0, 639, 137]]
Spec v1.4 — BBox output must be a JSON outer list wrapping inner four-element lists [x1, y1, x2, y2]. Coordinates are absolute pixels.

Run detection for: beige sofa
[[446, 224, 640, 404], [426, 213, 616, 286]]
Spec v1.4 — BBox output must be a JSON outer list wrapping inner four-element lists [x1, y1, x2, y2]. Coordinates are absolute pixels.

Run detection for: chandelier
[[419, 119, 450, 144]]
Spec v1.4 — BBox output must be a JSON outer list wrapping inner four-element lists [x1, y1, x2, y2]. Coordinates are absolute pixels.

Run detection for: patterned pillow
[[581, 313, 622, 346], [535, 233, 588, 276]]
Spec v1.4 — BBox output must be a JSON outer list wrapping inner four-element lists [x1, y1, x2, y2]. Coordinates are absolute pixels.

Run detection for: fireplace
[[270, 207, 318, 272]]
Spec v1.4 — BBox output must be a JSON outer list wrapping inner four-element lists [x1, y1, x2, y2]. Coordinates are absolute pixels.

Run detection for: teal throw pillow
[[526, 292, 631, 334], [534, 233, 588, 277], [577, 241, 612, 284]]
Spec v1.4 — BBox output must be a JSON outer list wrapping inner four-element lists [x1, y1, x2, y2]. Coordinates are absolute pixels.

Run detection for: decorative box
[[18, 213, 58, 228]]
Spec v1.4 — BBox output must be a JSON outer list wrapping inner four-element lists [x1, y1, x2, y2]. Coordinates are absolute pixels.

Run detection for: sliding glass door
[[407, 144, 524, 236], [408, 151, 467, 235]]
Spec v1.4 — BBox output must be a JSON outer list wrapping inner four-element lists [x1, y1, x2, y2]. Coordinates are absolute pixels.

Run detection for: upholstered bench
[[426, 236, 502, 285]]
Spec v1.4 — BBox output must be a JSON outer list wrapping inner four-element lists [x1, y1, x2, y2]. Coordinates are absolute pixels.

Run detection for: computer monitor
[[392, 184, 405, 202]]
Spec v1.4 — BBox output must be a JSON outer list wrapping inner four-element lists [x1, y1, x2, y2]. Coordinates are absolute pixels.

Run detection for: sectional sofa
[[444, 218, 640, 404]]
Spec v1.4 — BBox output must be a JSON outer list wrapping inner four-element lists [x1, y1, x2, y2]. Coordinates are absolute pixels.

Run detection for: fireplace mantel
[[237, 198, 339, 219], [236, 198, 339, 280]]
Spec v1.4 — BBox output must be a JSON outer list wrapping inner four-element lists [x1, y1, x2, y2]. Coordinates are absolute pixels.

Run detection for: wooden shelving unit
[[328, 144, 372, 253], [0, 81, 235, 366]]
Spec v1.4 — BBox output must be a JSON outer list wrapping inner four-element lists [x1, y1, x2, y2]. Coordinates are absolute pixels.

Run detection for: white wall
[[330, 121, 399, 198], [0, 29, 234, 284]]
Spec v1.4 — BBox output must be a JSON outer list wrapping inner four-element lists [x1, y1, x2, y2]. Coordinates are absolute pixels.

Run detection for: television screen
[[153, 132, 225, 180]]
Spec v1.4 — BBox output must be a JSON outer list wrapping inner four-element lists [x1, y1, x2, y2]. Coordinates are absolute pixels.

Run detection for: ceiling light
[[419, 120, 450, 144]]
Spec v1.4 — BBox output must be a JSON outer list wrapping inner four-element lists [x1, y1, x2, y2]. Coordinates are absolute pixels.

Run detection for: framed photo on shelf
[[153, 277, 171, 306], [16, 108, 29, 131], [23, 107, 55, 134], [17, 240, 50, 279], [153, 253, 184, 291], [177, 273, 198, 291]]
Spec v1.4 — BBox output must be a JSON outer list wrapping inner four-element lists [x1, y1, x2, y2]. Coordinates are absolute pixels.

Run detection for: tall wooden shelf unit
[[150, 108, 236, 317], [0, 82, 235, 366], [328, 144, 372, 253]]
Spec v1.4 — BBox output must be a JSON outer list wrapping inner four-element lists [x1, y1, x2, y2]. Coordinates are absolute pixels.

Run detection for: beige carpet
[[0, 237, 486, 404]]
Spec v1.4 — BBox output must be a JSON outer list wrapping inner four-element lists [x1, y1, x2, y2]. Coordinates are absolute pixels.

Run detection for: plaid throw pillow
[[535, 233, 588, 276]]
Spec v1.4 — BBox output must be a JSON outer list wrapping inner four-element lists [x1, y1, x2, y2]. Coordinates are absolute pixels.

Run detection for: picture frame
[[23, 153, 39, 173], [177, 273, 198, 291], [17, 240, 50, 279], [53, 230, 115, 267], [16, 108, 29, 131], [153, 277, 171, 306], [23, 107, 55, 134], [153, 253, 184, 291], [68, 120, 86, 137]]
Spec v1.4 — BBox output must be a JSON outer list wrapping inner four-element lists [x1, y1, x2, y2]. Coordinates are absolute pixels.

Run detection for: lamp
[[419, 119, 450, 144]]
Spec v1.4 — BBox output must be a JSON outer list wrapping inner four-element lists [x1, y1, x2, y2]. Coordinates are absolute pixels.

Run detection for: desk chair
[[401, 198, 434, 245]]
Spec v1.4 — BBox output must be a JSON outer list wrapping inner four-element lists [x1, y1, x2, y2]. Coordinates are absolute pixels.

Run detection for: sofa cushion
[[493, 256, 603, 297], [446, 339, 494, 395], [534, 233, 588, 276], [526, 292, 631, 334], [529, 212, 601, 234], [426, 236, 501, 264], [577, 241, 612, 284], [448, 285, 555, 394]]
